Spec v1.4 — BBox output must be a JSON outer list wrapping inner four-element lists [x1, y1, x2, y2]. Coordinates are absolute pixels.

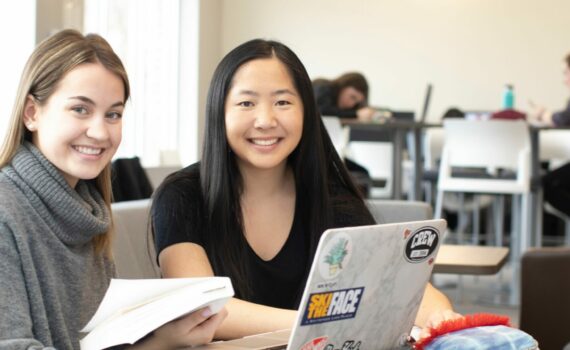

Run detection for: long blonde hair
[[0, 29, 130, 256]]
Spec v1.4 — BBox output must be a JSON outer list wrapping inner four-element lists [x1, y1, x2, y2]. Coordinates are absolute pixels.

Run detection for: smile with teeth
[[250, 138, 279, 146], [73, 146, 104, 155]]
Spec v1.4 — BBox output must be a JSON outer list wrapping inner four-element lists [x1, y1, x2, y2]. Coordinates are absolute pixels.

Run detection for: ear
[[23, 95, 39, 131]]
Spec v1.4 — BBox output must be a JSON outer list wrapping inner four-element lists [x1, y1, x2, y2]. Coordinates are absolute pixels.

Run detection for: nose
[[253, 105, 278, 129], [85, 116, 111, 141]]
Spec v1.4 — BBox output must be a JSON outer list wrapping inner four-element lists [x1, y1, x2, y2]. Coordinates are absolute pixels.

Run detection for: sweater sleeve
[[0, 223, 56, 350]]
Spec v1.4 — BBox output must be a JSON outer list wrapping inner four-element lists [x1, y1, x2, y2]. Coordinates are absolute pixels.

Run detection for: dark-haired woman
[[151, 39, 459, 339], [313, 72, 377, 121]]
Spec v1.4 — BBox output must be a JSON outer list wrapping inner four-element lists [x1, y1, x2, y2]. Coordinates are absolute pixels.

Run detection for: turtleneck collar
[[2, 142, 110, 246]]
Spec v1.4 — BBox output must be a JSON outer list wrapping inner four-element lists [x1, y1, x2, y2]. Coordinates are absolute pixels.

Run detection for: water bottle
[[502, 84, 514, 109]]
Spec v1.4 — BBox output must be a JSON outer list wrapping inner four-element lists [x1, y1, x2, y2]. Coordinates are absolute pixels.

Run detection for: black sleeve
[[151, 164, 206, 260], [313, 81, 358, 119], [552, 100, 570, 126]]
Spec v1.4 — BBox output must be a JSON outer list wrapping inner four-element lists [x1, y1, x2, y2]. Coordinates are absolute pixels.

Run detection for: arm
[[128, 307, 227, 349], [159, 243, 297, 340], [415, 282, 460, 329], [552, 101, 570, 126], [0, 223, 55, 349]]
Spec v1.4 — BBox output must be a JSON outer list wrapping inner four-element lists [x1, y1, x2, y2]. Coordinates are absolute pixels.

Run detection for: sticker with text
[[404, 226, 439, 263], [301, 287, 364, 326], [299, 339, 362, 350]]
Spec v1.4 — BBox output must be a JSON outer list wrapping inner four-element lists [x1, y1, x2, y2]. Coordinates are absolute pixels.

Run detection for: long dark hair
[[202, 39, 366, 297], [331, 72, 369, 105]]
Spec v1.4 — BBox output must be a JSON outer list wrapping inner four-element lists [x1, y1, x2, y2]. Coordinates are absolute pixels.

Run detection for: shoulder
[[327, 175, 375, 227], [0, 173, 29, 226], [152, 163, 201, 205], [151, 162, 205, 227]]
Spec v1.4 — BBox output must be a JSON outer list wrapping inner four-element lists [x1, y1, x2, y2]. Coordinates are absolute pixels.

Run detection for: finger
[[172, 307, 215, 331], [181, 309, 228, 346], [418, 327, 431, 340]]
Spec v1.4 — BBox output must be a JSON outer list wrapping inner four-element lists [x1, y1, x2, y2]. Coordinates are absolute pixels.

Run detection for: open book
[[80, 277, 234, 350]]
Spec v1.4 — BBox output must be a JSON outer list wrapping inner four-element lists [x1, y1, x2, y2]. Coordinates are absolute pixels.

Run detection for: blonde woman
[[0, 29, 225, 349]]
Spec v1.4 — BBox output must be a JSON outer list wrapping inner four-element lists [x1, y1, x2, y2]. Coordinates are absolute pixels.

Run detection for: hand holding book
[[80, 277, 234, 350]]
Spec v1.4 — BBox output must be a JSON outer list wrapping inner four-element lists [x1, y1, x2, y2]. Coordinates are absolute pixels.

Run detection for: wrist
[[128, 333, 166, 350]]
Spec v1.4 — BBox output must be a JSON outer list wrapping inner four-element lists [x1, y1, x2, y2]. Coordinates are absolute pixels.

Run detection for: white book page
[[82, 277, 212, 332], [80, 277, 233, 350]]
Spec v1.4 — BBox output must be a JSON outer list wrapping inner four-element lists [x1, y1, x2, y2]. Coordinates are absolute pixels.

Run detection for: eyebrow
[[68, 96, 124, 108], [234, 89, 298, 97]]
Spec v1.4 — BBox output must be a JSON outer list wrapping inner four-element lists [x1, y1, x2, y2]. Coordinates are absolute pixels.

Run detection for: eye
[[238, 101, 254, 107], [276, 100, 292, 106], [106, 111, 123, 120], [71, 106, 89, 115]]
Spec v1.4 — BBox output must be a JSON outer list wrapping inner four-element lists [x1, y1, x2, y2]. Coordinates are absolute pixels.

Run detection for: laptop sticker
[[300, 338, 362, 350], [404, 226, 439, 263], [319, 233, 352, 280], [300, 336, 328, 350], [300, 287, 365, 326]]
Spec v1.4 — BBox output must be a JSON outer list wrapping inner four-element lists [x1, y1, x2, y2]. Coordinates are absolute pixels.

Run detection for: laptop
[[419, 83, 433, 123], [193, 219, 446, 350]]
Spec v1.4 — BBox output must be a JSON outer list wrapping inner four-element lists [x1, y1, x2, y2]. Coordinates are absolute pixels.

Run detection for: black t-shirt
[[152, 163, 375, 309]]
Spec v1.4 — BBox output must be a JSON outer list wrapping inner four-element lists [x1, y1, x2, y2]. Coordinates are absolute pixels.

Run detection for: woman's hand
[[418, 309, 463, 340], [131, 307, 228, 349], [356, 107, 377, 121]]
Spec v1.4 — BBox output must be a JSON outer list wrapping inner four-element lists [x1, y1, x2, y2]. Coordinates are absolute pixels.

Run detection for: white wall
[[0, 0, 35, 142], [196, 0, 222, 160], [219, 0, 570, 120]]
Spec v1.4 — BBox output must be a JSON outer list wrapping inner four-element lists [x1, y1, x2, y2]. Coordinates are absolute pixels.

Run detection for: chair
[[321, 116, 348, 157], [111, 199, 160, 279], [424, 126, 492, 244], [345, 141, 393, 198], [366, 199, 432, 223], [520, 247, 570, 350], [434, 120, 532, 255], [539, 129, 570, 245], [144, 165, 181, 190], [111, 157, 153, 202], [422, 127, 445, 205]]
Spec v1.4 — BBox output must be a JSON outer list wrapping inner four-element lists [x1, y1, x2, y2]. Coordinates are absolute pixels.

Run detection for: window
[[84, 0, 199, 166]]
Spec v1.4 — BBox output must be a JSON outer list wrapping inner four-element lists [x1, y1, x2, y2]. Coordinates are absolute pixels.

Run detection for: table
[[433, 245, 509, 275], [341, 119, 440, 200]]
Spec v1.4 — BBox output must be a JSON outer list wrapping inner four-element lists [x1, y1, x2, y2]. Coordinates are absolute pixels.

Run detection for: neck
[[239, 161, 295, 198]]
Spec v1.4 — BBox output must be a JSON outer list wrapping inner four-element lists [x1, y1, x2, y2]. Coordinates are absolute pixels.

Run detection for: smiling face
[[337, 86, 366, 110], [224, 57, 303, 173], [24, 62, 125, 188]]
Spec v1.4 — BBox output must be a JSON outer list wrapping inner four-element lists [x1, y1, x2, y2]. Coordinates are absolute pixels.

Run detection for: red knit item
[[413, 313, 511, 350]]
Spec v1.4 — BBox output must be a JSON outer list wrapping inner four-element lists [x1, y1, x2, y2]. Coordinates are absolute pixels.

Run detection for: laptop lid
[[287, 219, 446, 350], [419, 83, 433, 123], [193, 219, 445, 350]]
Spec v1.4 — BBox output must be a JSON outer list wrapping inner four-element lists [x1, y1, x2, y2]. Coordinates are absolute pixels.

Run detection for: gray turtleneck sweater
[[0, 143, 115, 349]]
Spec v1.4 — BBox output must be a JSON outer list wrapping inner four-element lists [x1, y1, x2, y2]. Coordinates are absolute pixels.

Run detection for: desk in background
[[434, 245, 509, 275], [341, 119, 441, 201]]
